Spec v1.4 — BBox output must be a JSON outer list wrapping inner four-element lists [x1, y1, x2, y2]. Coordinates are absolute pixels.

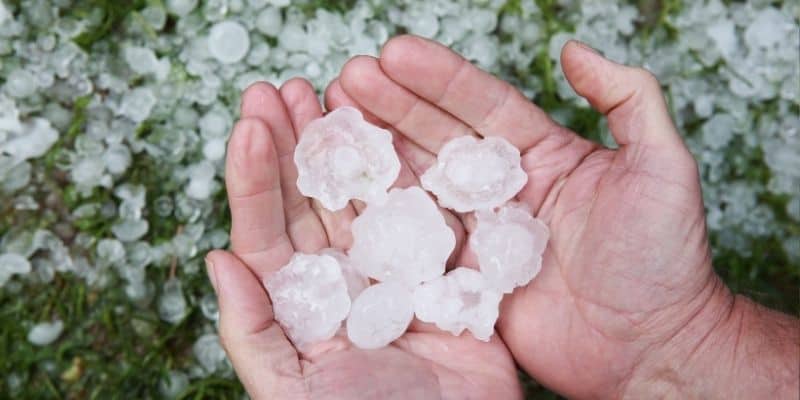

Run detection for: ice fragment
[[421, 136, 527, 212], [349, 187, 455, 286], [470, 203, 549, 293], [27, 320, 64, 346], [414, 267, 502, 341], [0, 253, 32, 287], [265, 253, 351, 348], [294, 107, 400, 211], [346, 282, 414, 349]]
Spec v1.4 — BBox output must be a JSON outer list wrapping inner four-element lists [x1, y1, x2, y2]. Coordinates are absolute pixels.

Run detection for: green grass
[[1, 0, 797, 399]]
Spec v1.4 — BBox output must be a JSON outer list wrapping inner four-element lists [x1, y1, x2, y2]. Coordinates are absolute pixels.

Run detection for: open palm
[[206, 79, 521, 399], [324, 36, 728, 399]]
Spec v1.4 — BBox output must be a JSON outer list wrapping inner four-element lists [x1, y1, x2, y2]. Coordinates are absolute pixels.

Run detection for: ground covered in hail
[[0, 0, 797, 398]]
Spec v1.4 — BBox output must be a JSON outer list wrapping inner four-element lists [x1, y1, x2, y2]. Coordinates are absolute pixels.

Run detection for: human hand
[[205, 81, 522, 399], [327, 35, 799, 399]]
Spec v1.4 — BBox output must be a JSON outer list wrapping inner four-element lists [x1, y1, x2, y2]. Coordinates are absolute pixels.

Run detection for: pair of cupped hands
[[204, 35, 729, 399]]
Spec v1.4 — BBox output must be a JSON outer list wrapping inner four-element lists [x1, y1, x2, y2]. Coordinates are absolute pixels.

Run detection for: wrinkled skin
[[207, 35, 726, 399]]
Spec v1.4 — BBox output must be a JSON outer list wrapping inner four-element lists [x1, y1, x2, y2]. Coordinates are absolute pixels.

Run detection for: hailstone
[[320, 248, 370, 301], [421, 136, 528, 212], [470, 203, 549, 293], [294, 107, 401, 211], [264, 253, 351, 349], [346, 282, 414, 349], [349, 186, 455, 286], [413, 267, 502, 341]]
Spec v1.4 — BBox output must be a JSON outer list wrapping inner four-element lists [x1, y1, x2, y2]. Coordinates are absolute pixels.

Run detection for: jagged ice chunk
[[413, 267, 502, 341], [470, 203, 549, 293], [265, 253, 351, 349], [294, 107, 400, 211], [320, 248, 369, 301], [349, 186, 455, 286], [346, 282, 414, 349], [421, 136, 527, 212]]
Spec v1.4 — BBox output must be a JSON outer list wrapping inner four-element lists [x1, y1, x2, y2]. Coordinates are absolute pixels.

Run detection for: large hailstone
[[349, 186, 455, 286], [294, 107, 401, 211], [320, 248, 370, 301], [414, 267, 502, 341], [264, 253, 351, 349], [470, 203, 549, 293], [421, 136, 528, 212], [346, 282, 414, 349]]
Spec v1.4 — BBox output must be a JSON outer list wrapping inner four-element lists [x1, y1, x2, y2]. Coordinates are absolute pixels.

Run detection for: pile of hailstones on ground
[[267, 106, 548, 350]]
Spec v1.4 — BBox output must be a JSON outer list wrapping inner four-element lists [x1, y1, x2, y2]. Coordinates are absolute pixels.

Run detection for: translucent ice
[[5, 69, 38, 98], [414, 267, 502, 341], [27, 320, 64, 346], [193, 333, 227, 374], [320, 248, 369, 301], [470, 203, 549, 293], [346, 282, 414, 349], [255, 6, 282, 37], [265, 253, 351, 348], [159, 370, 189, 399], [349, 187, 455, 286], [421, 136, 528, 212], [166, 0, 198, 16], [294, 107, 400, 211], [0, 118, 58, 162], [0, 253, 32, 287], [208, 21, 250, 64], [119, 87, 157, 123], [158, 278, 188, 324]]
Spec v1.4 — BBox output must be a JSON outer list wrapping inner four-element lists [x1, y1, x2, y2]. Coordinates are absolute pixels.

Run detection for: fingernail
[[573, 40, 600, 55], [205, 257, 218, 293]]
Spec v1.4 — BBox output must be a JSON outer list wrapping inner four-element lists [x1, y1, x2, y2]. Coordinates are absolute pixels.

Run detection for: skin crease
[[207, 35, 799, 399]]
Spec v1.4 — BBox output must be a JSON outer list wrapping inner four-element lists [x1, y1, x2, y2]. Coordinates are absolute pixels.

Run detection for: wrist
[[623, 275, 799, 399]]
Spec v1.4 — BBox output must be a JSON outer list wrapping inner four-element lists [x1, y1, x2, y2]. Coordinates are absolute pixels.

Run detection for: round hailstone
[[414, 267, 502, 341], [349, 187, 455, 286], [255, 6, 282, 37], [470, 203, 549, 293], [421, 136, 528, 213], [208, 20, 250, 64], [119, 87, 157, 123], [202, 137, 226, 160], [5, 69, 38, 98], [27, 320, 65, 346], [346, 282, 414, 349], [320, 248, 369, 301], [0, 253, 32, 287], [265, 253, 351, 349], [294, 107, 401, 211], [166, 0, 198, 16]]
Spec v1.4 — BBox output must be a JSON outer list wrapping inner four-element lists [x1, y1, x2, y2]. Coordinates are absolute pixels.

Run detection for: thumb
[[205, 250, 305, 398], [560, 40, 685, 151]]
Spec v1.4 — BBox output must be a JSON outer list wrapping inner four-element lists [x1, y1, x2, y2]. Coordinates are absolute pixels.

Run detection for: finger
[[225, 117, 294, 278], [379, 35, 565, 151], [280, 78, 357, 249], [559, 40, 685, 150], [338, 55, 475, 153], [325, 78, 437, 176], [241, 82, 327, 253], [205, 250, 305, 399]]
